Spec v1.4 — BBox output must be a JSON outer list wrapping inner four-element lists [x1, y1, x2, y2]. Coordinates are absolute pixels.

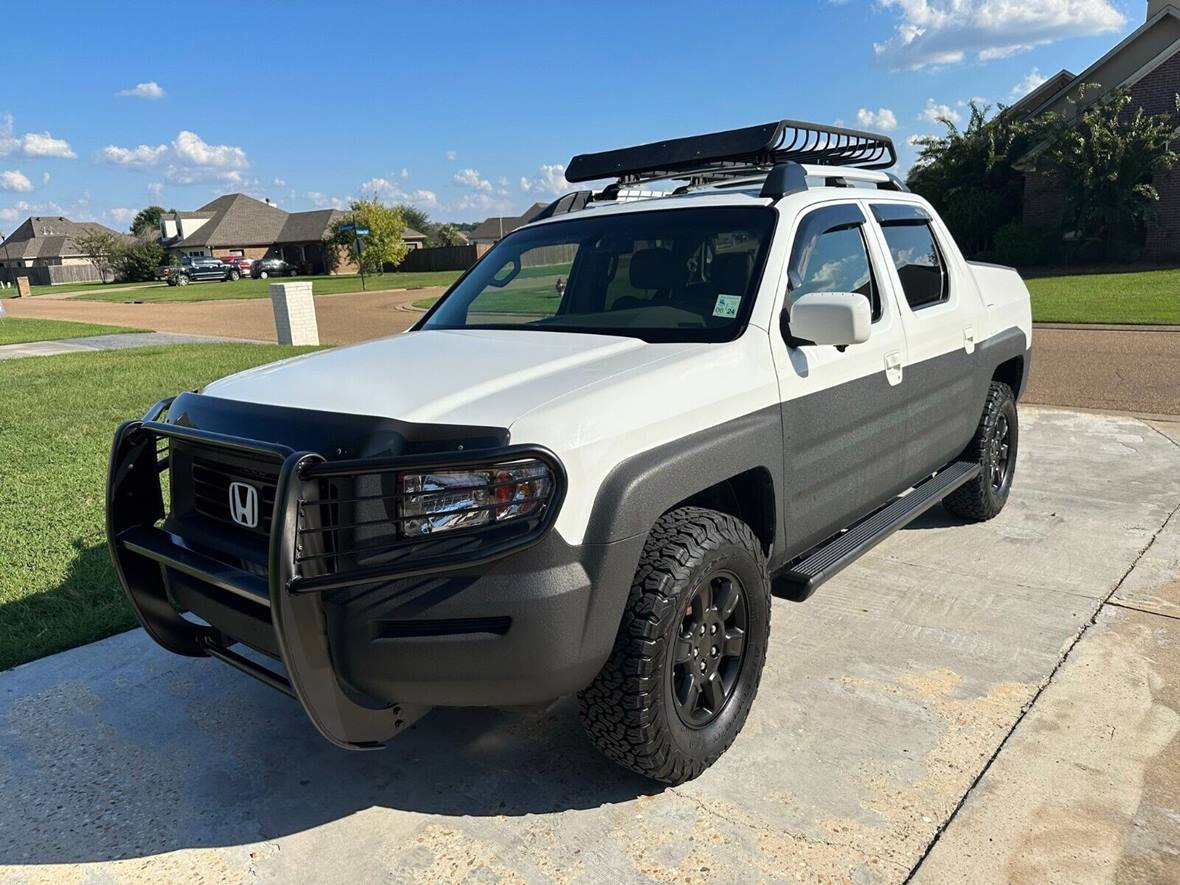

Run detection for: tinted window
[[880, 222, 947, 309], [790, 223, 879, 320], [422, 207, 776, 343]]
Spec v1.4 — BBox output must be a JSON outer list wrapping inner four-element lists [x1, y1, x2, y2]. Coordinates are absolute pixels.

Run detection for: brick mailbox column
[[269, 281, 319, 346], [15, 276, 30, 298]]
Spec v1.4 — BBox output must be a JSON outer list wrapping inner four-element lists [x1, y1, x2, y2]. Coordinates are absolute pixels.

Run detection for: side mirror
[[786, 292, 871, 347]]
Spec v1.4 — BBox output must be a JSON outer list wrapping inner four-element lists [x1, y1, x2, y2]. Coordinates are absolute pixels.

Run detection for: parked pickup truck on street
[[107, 119, 1031, 783]]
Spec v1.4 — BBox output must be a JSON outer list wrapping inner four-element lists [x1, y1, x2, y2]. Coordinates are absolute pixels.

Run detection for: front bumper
[[107, 398, 635, 750]]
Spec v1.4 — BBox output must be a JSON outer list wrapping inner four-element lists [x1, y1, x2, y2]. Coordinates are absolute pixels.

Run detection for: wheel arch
[[582, 406, 785, 560]]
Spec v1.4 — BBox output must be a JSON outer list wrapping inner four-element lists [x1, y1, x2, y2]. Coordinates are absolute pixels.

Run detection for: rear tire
[[229, 269, 240, 281], [943, 381, 1018, 522], [175, 274, 189, 287], [259, 270, 269, 279], [578, 507, 771, 784]]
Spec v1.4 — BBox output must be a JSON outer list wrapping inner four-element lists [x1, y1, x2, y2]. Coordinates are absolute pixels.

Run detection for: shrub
[[992, 224, 1054, 268]]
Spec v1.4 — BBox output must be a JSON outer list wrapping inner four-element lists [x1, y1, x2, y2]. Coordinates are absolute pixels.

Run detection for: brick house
[[1013, 1, 1180, 259], [0, 216, 122, 284], [161, 193, 428, 274], [466, 203, 548, 245]]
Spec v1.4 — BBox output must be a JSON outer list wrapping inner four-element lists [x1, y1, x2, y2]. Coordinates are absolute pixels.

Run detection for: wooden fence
[[0, 264, 106, 287], [394, 244, 492, 273]]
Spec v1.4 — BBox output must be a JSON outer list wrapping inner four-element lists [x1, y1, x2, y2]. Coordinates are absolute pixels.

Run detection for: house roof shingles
[[466, 203, 549, 241], [169, 194, 432, 249], [1, 216, 120, 260]]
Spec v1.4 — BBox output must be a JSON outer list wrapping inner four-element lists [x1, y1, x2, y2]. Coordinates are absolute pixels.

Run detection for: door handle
[[884, 351, 903, 386]]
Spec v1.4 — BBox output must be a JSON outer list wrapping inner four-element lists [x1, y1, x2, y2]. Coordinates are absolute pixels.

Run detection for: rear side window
[[873, 205, 948, 310]]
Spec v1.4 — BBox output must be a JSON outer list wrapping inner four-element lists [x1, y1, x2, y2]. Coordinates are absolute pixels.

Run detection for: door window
[[872, 205, 948, 310], [788, 204, 880, 321]]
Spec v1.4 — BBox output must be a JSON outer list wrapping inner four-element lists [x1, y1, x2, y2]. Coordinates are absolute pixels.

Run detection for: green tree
[[73, 228, 122, 283], [112, 238, 166, 282], [328, 200, 410, 274], [129, 205, 174, 237], [396, 204, 434, 243], [435, 223, 464, 246], [908, 101, 1056, 256], [1038, 86, 1180, 259]]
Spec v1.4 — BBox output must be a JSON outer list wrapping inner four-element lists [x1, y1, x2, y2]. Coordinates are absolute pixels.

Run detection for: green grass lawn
[[0, 344, 316, 671], [1027, 268, 1180, 324], [75, 270, 463, 303], [0, 317, 144, 346]]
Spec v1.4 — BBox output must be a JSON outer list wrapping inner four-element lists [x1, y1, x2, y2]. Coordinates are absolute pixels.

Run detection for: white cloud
[[445, 149, 457, 161], [41, 172, 50, 186], [519, 163, 575, 196], [117, 81, 166, 100], [106, 207, 138, 224], [874, 0, 1125, 70], [920, 99, 962, 125], [272, 176, 286, 187], [147, 181, 163, 197], [98, 143, 169, 167], [451, 191, 514, 213], [0, 113, 76, 159], [0, 170, 33, 192], [96, 130, 249, 184], [453, 168, 493, 193], [856, 107, 899, 131], [359, 177, 439, 208], [307, 191, 349, 210], [1010, 67, 1049, 100], [400, 167, 410, 179]]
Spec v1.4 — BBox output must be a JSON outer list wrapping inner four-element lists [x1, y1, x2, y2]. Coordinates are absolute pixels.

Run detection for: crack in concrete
[[904, 480, 1180, 884]]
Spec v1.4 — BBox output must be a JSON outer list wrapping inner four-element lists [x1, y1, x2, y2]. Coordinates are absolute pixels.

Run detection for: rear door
[[768, 200, 911, 557], [865, 202, 984, 484]]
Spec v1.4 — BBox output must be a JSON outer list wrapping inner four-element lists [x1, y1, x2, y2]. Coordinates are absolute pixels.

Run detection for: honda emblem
[[228, 481, 260, 529]]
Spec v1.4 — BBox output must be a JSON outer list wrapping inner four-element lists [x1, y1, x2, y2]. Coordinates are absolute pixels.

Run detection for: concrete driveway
[[1, 407, 1179, 884]]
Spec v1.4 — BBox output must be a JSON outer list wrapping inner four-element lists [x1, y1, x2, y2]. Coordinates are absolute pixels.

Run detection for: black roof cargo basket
[[565, 120, 897, 186]]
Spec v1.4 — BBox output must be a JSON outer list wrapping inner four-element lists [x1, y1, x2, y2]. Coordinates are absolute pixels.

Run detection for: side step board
[[773, 461, 981, 602]]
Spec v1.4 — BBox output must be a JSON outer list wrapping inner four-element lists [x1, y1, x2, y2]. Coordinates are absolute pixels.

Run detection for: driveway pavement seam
[[904, 488, 1180, 883]]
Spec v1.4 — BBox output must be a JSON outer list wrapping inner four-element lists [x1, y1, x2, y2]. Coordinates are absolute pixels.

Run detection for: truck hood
[[201, 329, 695, 428]]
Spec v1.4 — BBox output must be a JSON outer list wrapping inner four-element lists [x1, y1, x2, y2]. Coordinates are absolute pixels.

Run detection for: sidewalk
[[0, 331, 264, 361]]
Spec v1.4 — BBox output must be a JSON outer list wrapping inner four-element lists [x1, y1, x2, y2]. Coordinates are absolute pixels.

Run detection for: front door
[[768, 201, 911, 558]]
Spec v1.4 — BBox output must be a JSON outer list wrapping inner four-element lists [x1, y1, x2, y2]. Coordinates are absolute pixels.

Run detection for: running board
[[773, 461, 981, 602]]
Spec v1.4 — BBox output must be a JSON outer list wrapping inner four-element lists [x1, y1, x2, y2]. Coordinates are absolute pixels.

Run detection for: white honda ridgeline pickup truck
[[107, 120, 1031, 784]]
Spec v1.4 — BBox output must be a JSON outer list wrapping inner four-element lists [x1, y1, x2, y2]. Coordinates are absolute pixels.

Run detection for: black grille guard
[[106, 397, 567, 750]]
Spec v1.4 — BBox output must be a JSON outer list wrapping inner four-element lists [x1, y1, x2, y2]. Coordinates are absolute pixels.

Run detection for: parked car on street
[[219, 256, 255, 278], [167, 256, 235, 286], [108, 119, 1032, 784], [250, 257, 300, 279]]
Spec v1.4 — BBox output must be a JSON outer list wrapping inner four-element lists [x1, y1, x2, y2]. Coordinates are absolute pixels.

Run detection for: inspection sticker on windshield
[[713, 294, 742, 318]]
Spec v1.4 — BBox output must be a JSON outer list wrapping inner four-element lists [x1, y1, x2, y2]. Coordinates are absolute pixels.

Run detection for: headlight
[[401, 459, 553, 536]]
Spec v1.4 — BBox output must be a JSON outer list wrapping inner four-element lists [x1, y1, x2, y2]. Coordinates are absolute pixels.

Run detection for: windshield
[[420, 206, 776, 343]]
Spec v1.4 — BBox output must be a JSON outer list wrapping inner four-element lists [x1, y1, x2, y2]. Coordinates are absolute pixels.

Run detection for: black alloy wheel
[[672, 570, 748, 728]]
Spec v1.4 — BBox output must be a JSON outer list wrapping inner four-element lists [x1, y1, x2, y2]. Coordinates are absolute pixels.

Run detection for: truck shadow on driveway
[[0, 623, 658, 866]]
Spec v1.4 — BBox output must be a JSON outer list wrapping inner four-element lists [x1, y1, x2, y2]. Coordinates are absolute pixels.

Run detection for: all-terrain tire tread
[[943, 381, 1015, 522], [577, 506, 770, 784]]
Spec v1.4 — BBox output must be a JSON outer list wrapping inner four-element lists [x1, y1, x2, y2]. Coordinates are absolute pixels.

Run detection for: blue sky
[[0, 0, 1148, 230]]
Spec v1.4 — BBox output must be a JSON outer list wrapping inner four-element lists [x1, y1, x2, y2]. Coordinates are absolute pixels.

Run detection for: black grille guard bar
[[106, 397, 567, 750]]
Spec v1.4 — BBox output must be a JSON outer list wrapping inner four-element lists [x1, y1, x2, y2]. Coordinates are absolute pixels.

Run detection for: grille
[[191, 455, 279, 536]]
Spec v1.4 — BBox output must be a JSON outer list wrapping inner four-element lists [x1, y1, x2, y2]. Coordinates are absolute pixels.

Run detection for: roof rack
[[565, 119, 897, 188]]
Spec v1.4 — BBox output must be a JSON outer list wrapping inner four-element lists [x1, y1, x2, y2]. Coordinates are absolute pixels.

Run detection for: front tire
[[228, 269, 240, 281], [259, 270, 269, 279], [579, 507, 771, 784], [943, 381, 1018, 522], [175, 274, 189, 287]]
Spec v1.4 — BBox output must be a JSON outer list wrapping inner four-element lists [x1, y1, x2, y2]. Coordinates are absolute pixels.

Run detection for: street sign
[[340, 223, 355, 232], [354, 227, 370, 236]]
